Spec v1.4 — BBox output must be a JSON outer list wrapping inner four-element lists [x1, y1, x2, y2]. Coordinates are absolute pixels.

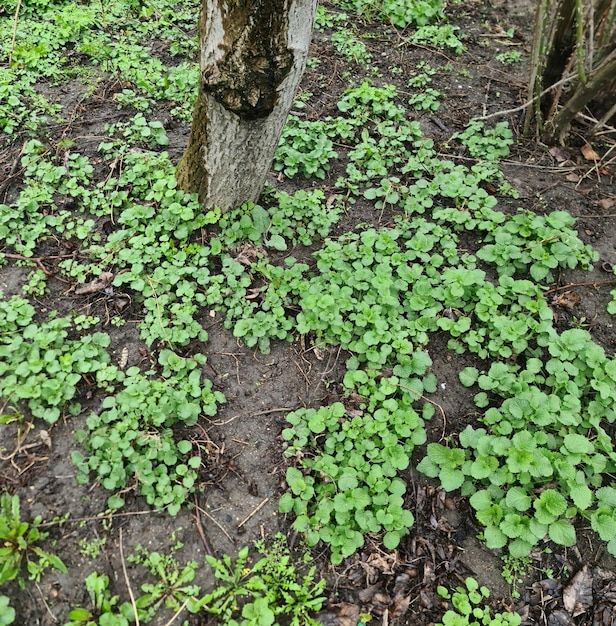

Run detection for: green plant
[[501, 554, 531, 599], [419, 327, 616, 558], [408, 87, 443, 112], [275, 117, 338, 179], [407, 62, 437, 88], [127, 532, 200, 621], [0, 494, 67, 587], [339, 0, 444, 28], [188, 533, 325, 625], [280, 399, 427, 563], [453, 121, 514, 161], [78, 537, 106, 559], [0, 596, 15, 626], [476, 209, 598, 282], [331, 27, 372, 65], [68, 531, 200, 625], [495, 51, 522, 64], [65, 572, 131, 626], [72, 350, 224, 514], [105, 113, 169, 147], [410, 24, 465, 54], [22, 269, 48, 296], [436, 578, 521, 625], [0, 294, 111, 423]]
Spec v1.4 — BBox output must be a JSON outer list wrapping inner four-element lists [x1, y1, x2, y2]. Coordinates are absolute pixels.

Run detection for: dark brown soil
[[2, 1, 616, 625]]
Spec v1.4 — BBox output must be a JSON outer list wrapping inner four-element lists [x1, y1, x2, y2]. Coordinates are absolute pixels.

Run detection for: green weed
[[436, 577, 521, 626], [0, 494, 67, 587], [0, 294, 110, 424], [72, 350, 224, 514]]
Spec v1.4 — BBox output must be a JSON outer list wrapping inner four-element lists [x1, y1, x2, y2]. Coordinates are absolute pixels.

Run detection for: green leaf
[[469, 490, 493, 511], [107, 495, 124, 510], [459, 367, 479, 387], [548, 520, 576, 546], [383, 530, 402, 550], [68, 608, 92, 621], [536, 489, 567, 517], [484, 526, 507, 549], [177, 440, 192, 454], [266, 234, 287, 251], [439, 467, 465, 492], [562, 433, 594, 455], [591, 510, 616, 541], [568, 483, 593, 511], [508, 538, 533, 557], [338, 472, 359, 491], [505, 487, 531, 512]]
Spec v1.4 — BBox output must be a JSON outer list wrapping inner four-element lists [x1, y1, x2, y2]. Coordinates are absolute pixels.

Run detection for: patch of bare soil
[[2, 0, 616, 624]]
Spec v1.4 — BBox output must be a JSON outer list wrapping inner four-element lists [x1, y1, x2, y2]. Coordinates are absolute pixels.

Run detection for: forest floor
[[2, 0, 616, 625]]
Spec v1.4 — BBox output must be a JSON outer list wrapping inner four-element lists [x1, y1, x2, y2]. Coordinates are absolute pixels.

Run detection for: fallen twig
[[195, 503, 234, 544], [119, 527, 140, 626], [545, 278, 616, 294], [237, 497, 269, 530], [193, 495, 213, 555]]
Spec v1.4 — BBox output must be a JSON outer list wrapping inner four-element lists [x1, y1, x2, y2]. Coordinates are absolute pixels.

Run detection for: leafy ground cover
[[2, 0, 616, 624]]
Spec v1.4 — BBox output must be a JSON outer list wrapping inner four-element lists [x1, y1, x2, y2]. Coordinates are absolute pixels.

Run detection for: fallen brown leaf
[[74, 271, 114, 295], [552, 291, 581, 309], [562, 565, 593, 617], [581, 143, 600, 161], [597, 197, 616, 211], [315, 602, 361, 626], [39, 429, 52, 449], [549, 146, 570, 163]]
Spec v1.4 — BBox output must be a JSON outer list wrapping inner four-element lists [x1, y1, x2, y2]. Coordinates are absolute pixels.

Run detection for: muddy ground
[[2, 0, 616, 624]]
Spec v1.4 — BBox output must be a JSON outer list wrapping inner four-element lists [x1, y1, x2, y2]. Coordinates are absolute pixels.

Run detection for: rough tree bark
[[525, 0, 616, 143], [176, 0, 318, 211]]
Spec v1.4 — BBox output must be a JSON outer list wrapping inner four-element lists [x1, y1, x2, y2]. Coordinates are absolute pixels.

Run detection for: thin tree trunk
[[176, 0, 317, 211], [545, 46, 616, 142]]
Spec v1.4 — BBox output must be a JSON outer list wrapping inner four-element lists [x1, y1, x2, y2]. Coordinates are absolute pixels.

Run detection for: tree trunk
[[545, 47, 616, 142], [176, 0, 317, 211], [525, 0, 616, 142]]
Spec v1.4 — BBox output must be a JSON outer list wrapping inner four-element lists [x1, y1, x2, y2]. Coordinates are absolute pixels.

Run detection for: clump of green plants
[[338, 0, 444, 28], [188, 533, 326, 625], [68, 532, 325, 626], [476, 209, 598, 282], [410, 24, 465, 54], [0, 140, 99, 257], [331, 27, 372, 65], [275, 117, 338, 179], [500, 554, 531, 599], [496, 50, 522, 64], [71, 350, 225, 514], [121, 530, 199, 622], [0, 293, 111, 424], [67, 532, 200, 625], [105, 113, 169, 147], [409, 87, 443, 112], [453, 121, 514, 161], [0, 70, 61, 135], [436, 578, 521, 626], [419, 327, 616, 557], [280, 399, 427, 563], [216, 189, 342, 250], [0, 494, 67, 587], [66, 571, 131, 626]]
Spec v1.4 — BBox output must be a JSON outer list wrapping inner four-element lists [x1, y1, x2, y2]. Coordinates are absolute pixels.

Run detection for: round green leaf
[[548, 520, 576, 546], [459, 367, 479, 387]]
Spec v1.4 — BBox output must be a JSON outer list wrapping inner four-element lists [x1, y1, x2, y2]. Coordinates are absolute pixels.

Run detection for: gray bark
[[177, 0, 317, 211]]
